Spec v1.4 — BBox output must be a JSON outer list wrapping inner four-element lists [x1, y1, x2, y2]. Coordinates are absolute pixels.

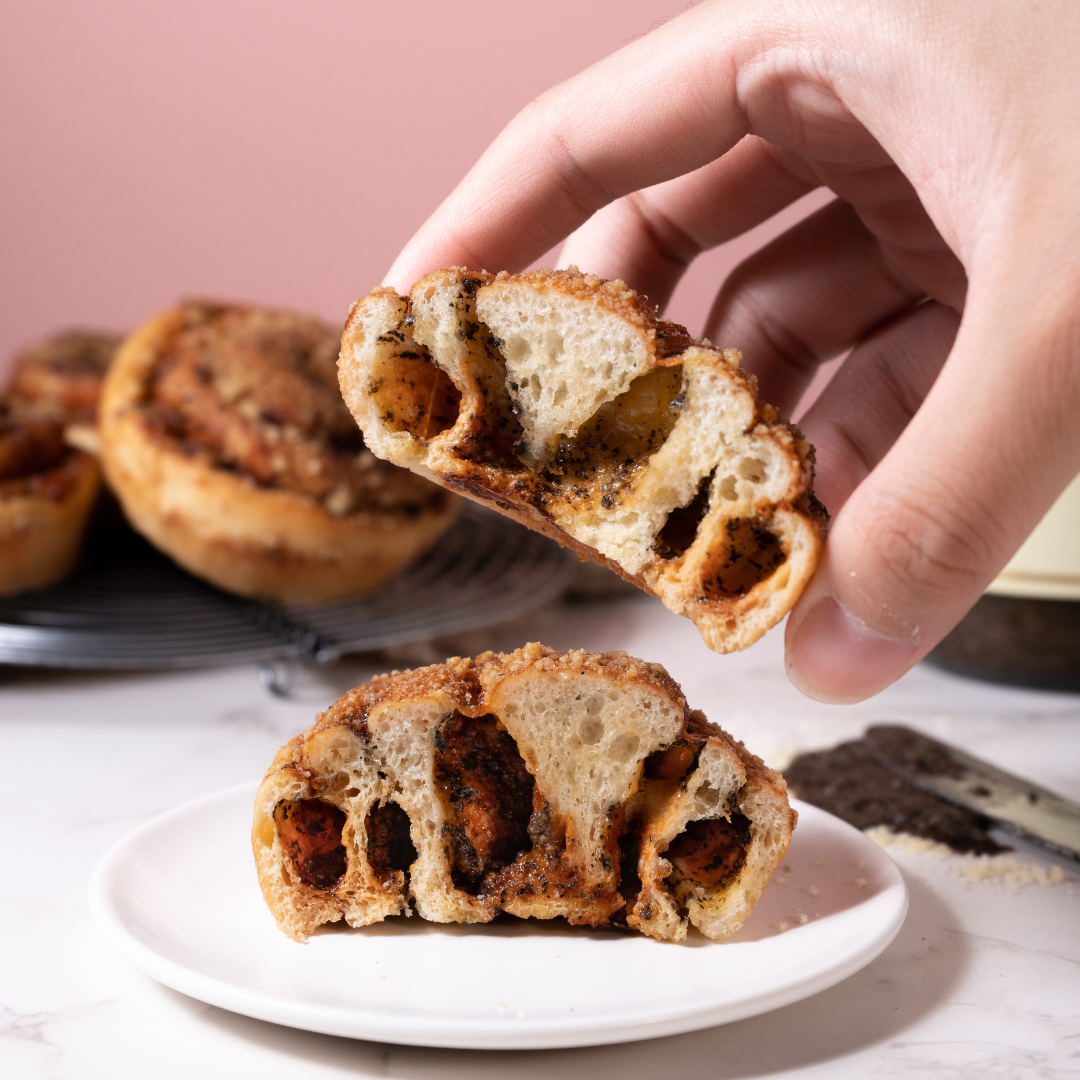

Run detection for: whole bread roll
[[0, 410, 100, 595], [253, 643, 795, 943], [99, 301, 457, 604], [338, 267, 826, 653], [7, 331, 122, 454]]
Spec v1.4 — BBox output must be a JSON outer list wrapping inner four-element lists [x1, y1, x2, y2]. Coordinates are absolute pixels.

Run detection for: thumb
[[785, 280, 1080, 702]]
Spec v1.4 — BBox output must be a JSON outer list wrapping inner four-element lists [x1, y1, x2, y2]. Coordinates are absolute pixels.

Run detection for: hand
[[384, 0, 1080, 701]]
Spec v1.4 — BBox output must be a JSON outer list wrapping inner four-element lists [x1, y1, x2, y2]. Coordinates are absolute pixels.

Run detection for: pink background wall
[[1, 1, 829, 391]]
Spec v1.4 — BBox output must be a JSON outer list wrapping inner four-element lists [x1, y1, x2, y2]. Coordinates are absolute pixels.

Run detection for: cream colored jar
[[987, 473, 1080, 601]]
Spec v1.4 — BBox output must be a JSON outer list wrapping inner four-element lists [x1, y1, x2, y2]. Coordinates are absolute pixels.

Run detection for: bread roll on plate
[[100, 302, 457, 604], [253, 642, 795, 942], [339, 268, 826, 653]]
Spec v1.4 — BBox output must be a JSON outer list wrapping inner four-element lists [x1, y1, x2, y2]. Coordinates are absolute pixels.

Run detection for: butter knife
[[865, 725, 1080, 862]]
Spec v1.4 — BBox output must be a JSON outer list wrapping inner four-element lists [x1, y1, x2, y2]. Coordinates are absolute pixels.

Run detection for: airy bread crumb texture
[[339, 267, 826, 653], [253, 643, 796, 942]]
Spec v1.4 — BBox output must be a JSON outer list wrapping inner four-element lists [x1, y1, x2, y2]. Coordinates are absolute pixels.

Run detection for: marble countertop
[[4, 592, 1079, 1078]]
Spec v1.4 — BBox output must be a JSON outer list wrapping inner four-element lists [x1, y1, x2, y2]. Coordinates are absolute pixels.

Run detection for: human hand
[[384, 0, 1080, 702]]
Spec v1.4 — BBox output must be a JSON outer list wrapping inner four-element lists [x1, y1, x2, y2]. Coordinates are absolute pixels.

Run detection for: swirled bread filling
[[0, 414, 83, 502], [143, 305, 447, 520], [433, 712, 536, 894], [9, 332, 121, 425]]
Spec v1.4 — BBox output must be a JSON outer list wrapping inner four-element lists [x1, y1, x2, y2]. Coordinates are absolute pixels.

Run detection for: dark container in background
[[930, 476, 1080, 692]]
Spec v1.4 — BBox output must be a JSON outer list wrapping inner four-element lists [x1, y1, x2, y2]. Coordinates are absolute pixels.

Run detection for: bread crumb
[[865, 825, 954, 858], [961, 858, 1065, 888], [866, 826, 1070, 890]]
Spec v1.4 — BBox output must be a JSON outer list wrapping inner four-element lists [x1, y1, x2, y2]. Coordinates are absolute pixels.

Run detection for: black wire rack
[[0, 502, 576, 671]]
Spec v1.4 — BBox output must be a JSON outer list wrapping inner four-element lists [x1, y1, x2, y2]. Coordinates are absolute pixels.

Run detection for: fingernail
[[786, 596, 917, 703]]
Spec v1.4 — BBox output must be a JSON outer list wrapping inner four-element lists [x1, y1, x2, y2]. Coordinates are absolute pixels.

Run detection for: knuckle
[[857, 489, 994, 608]]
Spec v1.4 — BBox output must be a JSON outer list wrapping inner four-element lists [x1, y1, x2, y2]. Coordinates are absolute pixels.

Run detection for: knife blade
[[864, 725, 1080, 862]]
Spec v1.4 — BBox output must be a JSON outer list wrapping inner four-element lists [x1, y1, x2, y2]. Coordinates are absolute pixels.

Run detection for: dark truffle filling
[[274, 798, 349, 890], [365, 801, 418, 883], [542, 365, 683, 503], [654, 473, 712, 559], [451, 334, 526, 470], [367, 337, 462, 442], [643, 741, 699, 781], [434, 712, 535, 894], [699, 516, 786, 599], [666, 813, 752, 889]]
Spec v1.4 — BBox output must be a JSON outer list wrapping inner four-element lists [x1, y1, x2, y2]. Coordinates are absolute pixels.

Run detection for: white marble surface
[[3, 593, 1079, 1078]]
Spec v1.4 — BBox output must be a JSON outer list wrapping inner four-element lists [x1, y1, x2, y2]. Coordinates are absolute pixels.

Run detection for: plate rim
[[88, 782, 908, 1050]]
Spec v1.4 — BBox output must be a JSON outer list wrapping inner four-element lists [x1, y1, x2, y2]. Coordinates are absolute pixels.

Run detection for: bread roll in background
[[253, 643, 795, 943], [339, 267, 826, 653], [0, 409, 100, 595], [99, 301, 457, 604], [7, 331, 121, 436]]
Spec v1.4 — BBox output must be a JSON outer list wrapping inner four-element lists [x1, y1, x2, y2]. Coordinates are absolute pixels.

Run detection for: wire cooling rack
[[0, 502, 576, 671]]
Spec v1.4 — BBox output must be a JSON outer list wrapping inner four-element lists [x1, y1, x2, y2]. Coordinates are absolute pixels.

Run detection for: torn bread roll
[[252, 643, 795, 943], [99, 301, 457, 604], [338, 267, 826, 653]]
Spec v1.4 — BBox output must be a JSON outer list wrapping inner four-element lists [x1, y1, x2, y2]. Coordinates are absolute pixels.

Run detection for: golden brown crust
[[340, 268, 826, 652], [100, 302, 457, 603], [307, 643, 685, 737], [473, 640, 687, 705], [491, 267, 656, 335], [253, 643, 793, 941]]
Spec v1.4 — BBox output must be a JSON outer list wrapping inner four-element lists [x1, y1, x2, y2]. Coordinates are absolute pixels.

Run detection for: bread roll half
[[253, 643, 795, 943], [339, 268, 826, 652]]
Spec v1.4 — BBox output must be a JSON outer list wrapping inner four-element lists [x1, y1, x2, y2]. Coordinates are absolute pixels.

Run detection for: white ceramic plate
[[89, 783, 907, 1050]]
